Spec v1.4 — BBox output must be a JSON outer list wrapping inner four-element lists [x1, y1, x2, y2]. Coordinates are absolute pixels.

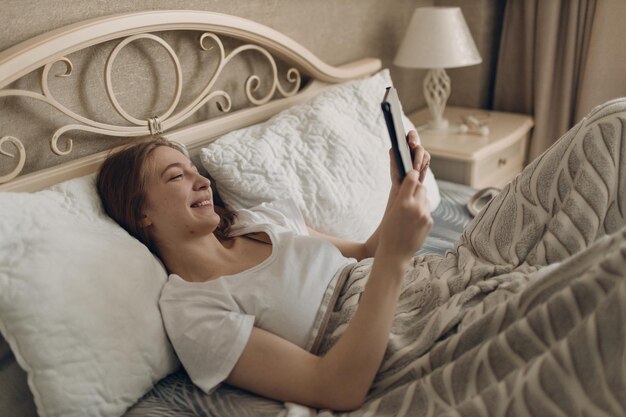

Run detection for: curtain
[[493, 0, 626, 162]]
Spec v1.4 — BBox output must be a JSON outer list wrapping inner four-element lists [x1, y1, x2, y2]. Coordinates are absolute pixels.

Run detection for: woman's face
[[140, 146, 221, 242]]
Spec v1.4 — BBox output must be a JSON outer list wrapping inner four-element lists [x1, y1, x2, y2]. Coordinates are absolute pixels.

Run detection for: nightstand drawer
[[428, 157, 469, 185], [409, 106, 534, 189], [473, 136, 526, 189]]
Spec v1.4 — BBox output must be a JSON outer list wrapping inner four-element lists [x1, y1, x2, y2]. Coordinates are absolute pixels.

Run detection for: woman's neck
[[157, 232, 273, 282], [158, 233, 237, 282]]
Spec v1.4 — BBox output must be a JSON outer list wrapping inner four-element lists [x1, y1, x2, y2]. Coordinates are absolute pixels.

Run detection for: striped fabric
[[416, 180, 476, 257], [126, 98, 626, 417]]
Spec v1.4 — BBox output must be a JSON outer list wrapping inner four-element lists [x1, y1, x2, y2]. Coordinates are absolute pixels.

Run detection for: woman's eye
[[170, 174, 183, 181]]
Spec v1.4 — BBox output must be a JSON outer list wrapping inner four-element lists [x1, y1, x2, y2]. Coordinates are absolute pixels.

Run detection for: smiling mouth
[[190, 200, 212, 208]]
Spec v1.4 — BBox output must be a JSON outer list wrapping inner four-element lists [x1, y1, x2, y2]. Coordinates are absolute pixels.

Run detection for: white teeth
[[191, 200, 210, 208]]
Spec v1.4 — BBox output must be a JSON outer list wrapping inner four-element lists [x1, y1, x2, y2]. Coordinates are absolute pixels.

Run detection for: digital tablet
[[381, 87, 412, 179]]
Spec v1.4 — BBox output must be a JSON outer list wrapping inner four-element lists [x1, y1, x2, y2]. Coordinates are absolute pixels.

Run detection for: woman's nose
[[194, 175, 210, 190]]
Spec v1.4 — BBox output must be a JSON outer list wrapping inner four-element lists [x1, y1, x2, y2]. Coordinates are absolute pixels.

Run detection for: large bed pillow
[[0, 174, 179, 417], [200, 69, 440, 241]]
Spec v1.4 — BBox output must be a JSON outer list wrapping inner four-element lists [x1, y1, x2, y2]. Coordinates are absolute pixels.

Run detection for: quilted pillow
[[0, 174, 179, 417], [200, 69, 440, 241]]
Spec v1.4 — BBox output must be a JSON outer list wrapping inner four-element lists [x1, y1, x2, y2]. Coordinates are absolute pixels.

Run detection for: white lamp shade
[[394, 7, 482, 69]]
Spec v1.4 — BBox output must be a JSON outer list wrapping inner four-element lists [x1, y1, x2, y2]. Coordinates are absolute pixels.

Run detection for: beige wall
[[1, 0, 429, 69], [0, 0, 503, 176]]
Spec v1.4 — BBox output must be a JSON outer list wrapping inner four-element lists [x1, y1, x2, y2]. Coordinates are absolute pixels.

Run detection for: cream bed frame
[[0, 10, 380, 416], [0, 10, 381, 193]]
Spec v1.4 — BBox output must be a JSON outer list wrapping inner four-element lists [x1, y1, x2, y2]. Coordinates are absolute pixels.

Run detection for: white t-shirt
[[159, 199, 355, 393]]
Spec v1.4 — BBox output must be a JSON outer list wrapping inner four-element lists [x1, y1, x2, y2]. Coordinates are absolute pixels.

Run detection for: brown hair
[[96, 138, 236, 255]]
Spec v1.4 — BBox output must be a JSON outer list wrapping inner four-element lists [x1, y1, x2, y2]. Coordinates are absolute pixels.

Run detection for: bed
[[1, 10, 625, 417]]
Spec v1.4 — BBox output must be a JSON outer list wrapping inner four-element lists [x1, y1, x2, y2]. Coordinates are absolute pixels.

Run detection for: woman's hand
[[364, 131, 431, 259], [376, 169, 433, 270], [389, 130, 431, 192]]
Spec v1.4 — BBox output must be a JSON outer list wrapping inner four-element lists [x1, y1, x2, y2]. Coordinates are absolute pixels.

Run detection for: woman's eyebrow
[[160, 161, 194, 178]]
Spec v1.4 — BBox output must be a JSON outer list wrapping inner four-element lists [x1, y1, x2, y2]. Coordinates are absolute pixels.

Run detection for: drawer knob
[[498, 158, 507, 167]]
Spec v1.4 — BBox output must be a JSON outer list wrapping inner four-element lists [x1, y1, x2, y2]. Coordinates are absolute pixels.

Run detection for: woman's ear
[[139, 214, 153, 228]]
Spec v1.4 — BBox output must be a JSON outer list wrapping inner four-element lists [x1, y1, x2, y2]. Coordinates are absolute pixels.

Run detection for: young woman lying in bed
[[97, 130, 433, 411], [97, 91, 626, 415]]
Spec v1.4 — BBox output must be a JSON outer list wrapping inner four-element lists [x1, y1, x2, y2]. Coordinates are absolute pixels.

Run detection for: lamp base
[[426, 118, 449, 131], [423, 68, 451, 133]]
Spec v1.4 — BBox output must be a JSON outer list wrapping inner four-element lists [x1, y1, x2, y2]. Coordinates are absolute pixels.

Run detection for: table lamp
[[394, 7, 482, 132]]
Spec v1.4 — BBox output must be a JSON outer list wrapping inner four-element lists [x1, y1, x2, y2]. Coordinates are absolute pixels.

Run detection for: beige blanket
[[127, 98, 626, 416]]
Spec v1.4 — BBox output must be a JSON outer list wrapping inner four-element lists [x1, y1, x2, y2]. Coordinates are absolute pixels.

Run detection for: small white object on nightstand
[[409, 106, 534, 189]]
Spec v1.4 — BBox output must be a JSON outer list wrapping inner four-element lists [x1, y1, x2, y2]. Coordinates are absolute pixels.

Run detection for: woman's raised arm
[[307, 131, 431, 261], [306, 227, 369, 260], [227, 170, 432, 411]]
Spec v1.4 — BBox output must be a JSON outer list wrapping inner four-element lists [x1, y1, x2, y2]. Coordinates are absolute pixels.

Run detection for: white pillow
[[0, 174, 179, 417], [201, 69, 440, 241]]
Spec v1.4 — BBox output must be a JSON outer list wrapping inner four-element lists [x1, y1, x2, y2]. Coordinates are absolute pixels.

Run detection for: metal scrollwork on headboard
[[0, 11, 381, 190], [0, 31, 301, 183], [0, 136, 26, 184]]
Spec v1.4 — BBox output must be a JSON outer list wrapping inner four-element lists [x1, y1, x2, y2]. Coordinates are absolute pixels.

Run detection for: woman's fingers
[[407, 130, 420, 147], [390, 130, 431, 186], [397, 171, 428, 210], [412, 145, 425, 172], [420, 152, 431, 172], [419, 154, 430, 183], [395, 169, 417, 201], [407, 131, 422, 169], [389, 148, 401, 188], [406, 130, 431, 183], [379, 170, 433, 262]]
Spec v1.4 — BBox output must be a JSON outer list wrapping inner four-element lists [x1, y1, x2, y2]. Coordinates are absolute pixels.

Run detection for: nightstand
[[408, 107, 534, 189]]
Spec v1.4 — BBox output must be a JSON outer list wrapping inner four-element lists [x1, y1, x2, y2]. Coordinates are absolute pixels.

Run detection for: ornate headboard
[[0, 10, 381, 192]]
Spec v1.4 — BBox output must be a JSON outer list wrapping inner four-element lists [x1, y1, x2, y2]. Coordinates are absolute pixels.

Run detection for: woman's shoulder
[[159, 273, 225, 303], [233, 198, 308, 235], [159, 274, 253, 332]]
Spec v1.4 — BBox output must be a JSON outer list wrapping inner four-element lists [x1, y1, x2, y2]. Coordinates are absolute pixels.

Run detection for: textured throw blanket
[[126, 99, 626, 417]]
